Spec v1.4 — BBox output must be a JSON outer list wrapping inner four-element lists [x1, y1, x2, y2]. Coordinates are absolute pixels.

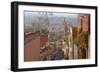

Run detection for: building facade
[[76, 14, 90, 59], [24, 32, 48, 61]]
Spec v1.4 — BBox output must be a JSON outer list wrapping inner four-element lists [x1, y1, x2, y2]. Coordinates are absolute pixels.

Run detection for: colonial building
[[68, 27, 78, 59], [76, 14, 90, 59], [67, 14, 90, 59], [77, 14, 90, 33], [24, 31, 48, 61]]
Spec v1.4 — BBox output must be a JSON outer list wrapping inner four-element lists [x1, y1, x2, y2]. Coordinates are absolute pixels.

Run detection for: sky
[[24, 11, 78, 28]]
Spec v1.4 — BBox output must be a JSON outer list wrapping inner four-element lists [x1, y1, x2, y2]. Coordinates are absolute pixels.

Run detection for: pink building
[[24, 32, 48, 61], [77, 14, 90, 32]]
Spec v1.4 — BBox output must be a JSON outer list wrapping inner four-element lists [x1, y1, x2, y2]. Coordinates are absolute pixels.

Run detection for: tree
[[74, 32, 89, 59], [41, 28, 49, 34], [74, 32, 88, 49]]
